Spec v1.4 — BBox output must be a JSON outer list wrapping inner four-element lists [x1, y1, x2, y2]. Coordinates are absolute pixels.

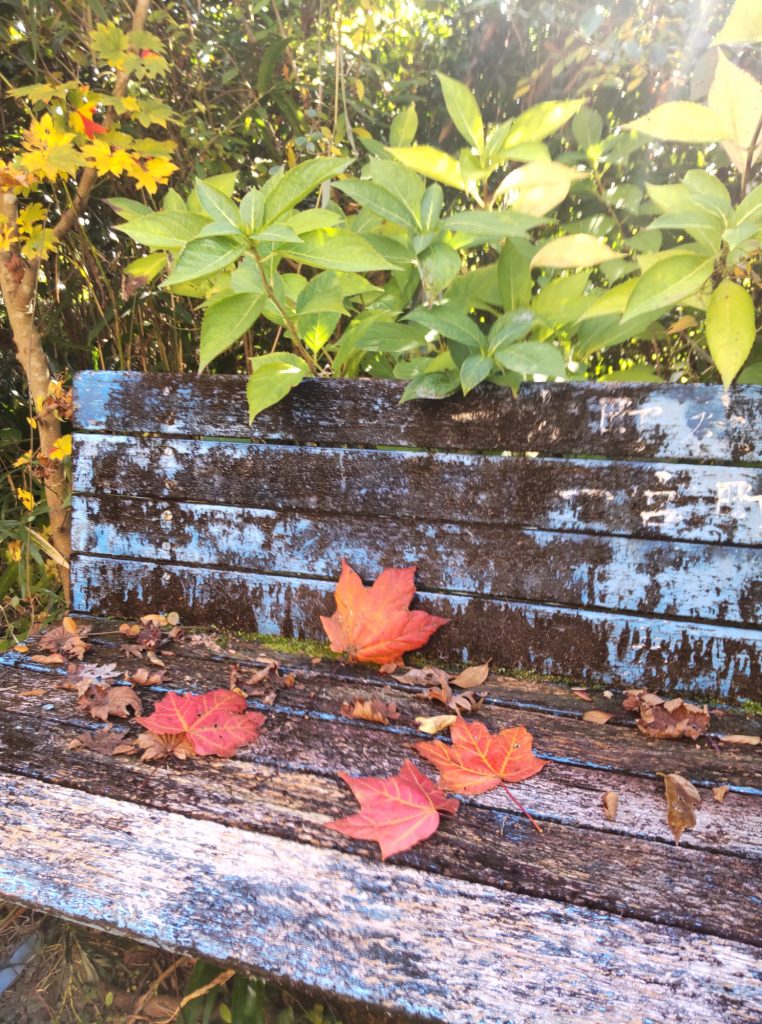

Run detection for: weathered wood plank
[[2, 710, 760, 946], [72, 434, 762, 546], [73, 372, 762, 463], [71, 495, 762, 626], [69, 557, 762, 699], [1, 659, 759, 857], [2, 774, 761, 1024]]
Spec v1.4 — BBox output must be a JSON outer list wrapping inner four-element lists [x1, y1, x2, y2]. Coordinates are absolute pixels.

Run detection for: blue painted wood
[[73, 371, 762, 462], [70, 556, 762, 699], [70, 495, 762, 626], [72, 433, 762, 546]]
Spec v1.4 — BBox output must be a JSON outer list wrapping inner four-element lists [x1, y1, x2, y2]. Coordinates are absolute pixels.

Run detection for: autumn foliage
[[136, 689, 264, 758], [320, 560, 449, 666]]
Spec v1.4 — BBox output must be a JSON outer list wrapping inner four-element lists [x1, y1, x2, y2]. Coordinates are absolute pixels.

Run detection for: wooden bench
[[1, 371, 761, 1023]]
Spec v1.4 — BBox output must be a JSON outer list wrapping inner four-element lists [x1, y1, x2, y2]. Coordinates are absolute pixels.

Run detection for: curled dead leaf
[[78, 683, 143, 722], [601, 791, 619, 821], [341, 698, 400, 725], [582, 709, 613, 725], [38, 619, 91, 660], [415, 714, 457, 735], [626, 691, 710, 741], [663, 772, 701, 844], [129, 667, 167, 687], [718, 734, 761, 746], [712, 785, 729, 803], [451, 661, 490, 689], [30, 653, 66, 665], [135, 731, 195, 761]]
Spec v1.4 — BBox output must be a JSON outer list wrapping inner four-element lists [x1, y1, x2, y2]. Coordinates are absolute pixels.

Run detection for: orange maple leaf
[[325, 759, 458, 860], [320, 559, 449, 666], [70, 103, 107, 140], [136, 688, 264, 757], [416, 718, 546, 832]]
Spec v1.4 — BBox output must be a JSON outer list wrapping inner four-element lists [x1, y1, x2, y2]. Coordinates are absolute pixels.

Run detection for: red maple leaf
[[320, 560, 449, 666], [325, 759, 458, 860], [136, 689, 264, 757], [415, 718, 546, 832], [71, 102, 107, 139]]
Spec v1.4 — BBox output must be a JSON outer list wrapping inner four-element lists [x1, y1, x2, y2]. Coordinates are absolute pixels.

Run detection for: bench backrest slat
[[71, 372, 762, 700]]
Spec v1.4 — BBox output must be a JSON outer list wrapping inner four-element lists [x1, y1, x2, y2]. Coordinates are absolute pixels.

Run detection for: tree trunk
[[0, 191, 71, 604]]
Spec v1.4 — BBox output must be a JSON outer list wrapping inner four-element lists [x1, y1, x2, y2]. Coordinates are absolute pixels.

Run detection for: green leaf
[[263, 157, 351, 225], [734, 182, 762, 226], [495, 342, 565, 378], [108, 197, 153, 220], [649, 210, 724, 254], [162, 189, 186, 213], [442, 209, 540, 242], [708, 50, 762, 173], [498, 239, 533, 311], [622, 253, 714, 324], [117, 212, 208, 249], [195, 179, 240, 229], [406, 305, 484, 347], [683, 170, 732, 216], [366, 158, 424, 228], [460, 354, 494, 394], [389, 103, 418, 147], [284, 209, 342, 233], [400, 370, 460, 402], [572, 108, 603, 148], [163, 237, 248, 287], [713, 0, 762, 44], [488, 310, 534, 351], [295, 272, 346, 316], [199, 292, 265, 370], [246, 353, 310, 420], [123, 252, 167, 282], [250, 225, 303, 243], [386, 146, 465, 191], [240, 188, 265, 233], [627, 102, 727, 143], [530, 234, 619, 269], [436, 72, 484, 152], [420, 184, 444, 231], [494, 161, 586, 216], [575, 279, 638, 321], [532, 272, 591, 326], [281, 231, 396, 272], [501, 99, 584, 148], [336, 179, 417, 229], [705, 279, 756, 387], [418, 242, 461, 296], [738, 363, 762, 384]]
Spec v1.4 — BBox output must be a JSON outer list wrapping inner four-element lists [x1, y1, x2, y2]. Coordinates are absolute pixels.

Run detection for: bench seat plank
[[2, 772, 761, 1024], [73, 372, 762, 463], [70, 557, 762, 699], [71, 495, 762, 625], [72, 433, 762, 546], [2, 703, 761, 947]]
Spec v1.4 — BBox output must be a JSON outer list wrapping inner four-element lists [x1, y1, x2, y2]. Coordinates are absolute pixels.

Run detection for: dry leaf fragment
[[185, 632, 224, 654], [393, 666, 451, 689], [129, 667, 167, 687], [30, 653, 66, 665], [19, 688, 46, 697], [602, 791, 619, 821], [14, 644, 29, 653], [70, 661, 120, 684], [719, 734, 761, 746], [571, 688, 592, 702], [78, 683, 143, 722], [712, 785, 729, 803], [341, 698, 400, 725], [603, 690, 613, 699], [320, 560, 449, 666], [38, 619, 91, 660], [583, 709, 613, 725], [68, 728, 133, 755], [633, 695, 710, 741], [451, 661, 490, 689], [423, 678, 484, 714], [415, 714, 457, 735], [135, 731, 195, 761], [664, 773, 701, 843]]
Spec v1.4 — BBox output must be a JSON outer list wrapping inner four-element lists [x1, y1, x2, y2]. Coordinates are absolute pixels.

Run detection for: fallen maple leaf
[[340, 697, 400, 725], [325, 759, 458, 860], [320, 560, 449, 666], [136, 689, 264, 757], [416, 718, 546, 832], [38, 618, 91, 660], [663, 772, 701, 843]]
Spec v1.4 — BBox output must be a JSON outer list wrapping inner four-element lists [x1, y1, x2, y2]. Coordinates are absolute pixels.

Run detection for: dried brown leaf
[[38, 619, 91, 660], [583, 709, 613, 725], [664, 772, 701, 843], [451, 661, 490, 689], [135, 731, 195, 761], [601, 791, 619, 821], [637, 698, 710, 742], [78, 684, 143, 722], [415, 714, 457, 735], [129, 667, 167, 687], [718, 734, 761, 746], [68, 729, 132, 755], [571, 688, 592, 702], [30, 653, 66, 665], [341, 698, 400, 725], [185, 632, 224, 654], [712, 785, 729, 803]]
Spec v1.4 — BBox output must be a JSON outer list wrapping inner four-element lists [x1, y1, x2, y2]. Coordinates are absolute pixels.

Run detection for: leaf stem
[[499, 781, 543, 833]]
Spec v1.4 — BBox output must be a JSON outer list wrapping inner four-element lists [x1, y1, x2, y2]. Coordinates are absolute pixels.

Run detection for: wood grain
[[72, 433, 762, 546], [69, 556, 762, 699], [2, 773, 761, 1024], [70, 495, 762, 626], [73, 372, 762, 463], [2, 709, 760, 947]]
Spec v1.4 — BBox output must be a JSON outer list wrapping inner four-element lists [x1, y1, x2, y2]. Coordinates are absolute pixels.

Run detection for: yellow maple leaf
[[49, 434, 72, 460], [82, 139, 136, 177], [17, 487, 35, 512], [16, 203, 47, 234], [126, 154, 177, 193], [0, 216, 16, 251], [12, 450, 33, 468], [20, 225, 58, 260]]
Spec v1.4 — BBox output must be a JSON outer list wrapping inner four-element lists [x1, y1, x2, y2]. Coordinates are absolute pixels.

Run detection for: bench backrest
[[71, 372, 762, 700]]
